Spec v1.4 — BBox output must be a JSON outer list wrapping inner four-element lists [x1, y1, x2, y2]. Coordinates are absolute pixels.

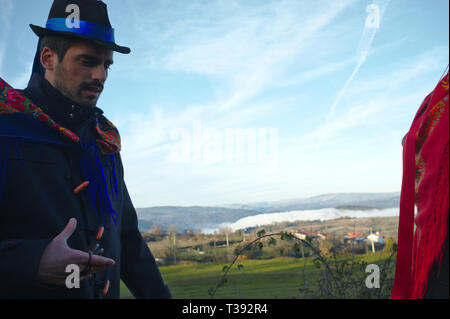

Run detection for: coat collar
[[23, 73, 104, 131]]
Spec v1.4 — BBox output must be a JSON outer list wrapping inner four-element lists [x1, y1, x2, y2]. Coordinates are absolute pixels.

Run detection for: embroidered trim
[[414, 93, 449, 196], [0, 77, 120, 154]]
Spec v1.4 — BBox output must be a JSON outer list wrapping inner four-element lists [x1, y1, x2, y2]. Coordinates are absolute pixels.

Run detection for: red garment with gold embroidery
[[0, 77, 121, 155], [392, 72, 449, 299]]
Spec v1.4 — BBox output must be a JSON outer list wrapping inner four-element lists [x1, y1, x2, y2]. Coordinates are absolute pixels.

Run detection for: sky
[[0, 0, 448, 208]]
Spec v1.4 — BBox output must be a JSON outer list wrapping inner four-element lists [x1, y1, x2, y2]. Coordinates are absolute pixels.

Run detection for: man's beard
[[53, 64, 99, 108]]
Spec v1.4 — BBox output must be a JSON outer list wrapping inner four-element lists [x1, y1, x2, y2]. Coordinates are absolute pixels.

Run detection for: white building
[[367, 232, 384, 245], [294, 231, 326, 241]]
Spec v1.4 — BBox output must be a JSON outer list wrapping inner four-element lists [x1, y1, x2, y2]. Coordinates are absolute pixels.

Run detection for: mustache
[[80, 82, 104, 92]]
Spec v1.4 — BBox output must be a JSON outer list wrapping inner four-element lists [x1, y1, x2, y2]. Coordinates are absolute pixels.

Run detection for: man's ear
[[40, 47, 58, 71]]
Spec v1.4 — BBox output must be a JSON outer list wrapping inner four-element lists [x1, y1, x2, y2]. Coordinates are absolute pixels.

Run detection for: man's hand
[[38, 218, 115, 287]]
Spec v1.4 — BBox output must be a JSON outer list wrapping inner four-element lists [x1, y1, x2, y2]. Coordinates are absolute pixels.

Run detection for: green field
[[120, 252, 394, 299]]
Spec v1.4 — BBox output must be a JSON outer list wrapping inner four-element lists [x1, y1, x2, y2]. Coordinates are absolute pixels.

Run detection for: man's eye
[[81, 60, 94, 66]]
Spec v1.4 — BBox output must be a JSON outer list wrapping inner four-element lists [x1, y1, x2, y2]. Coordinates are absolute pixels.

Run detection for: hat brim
[[30, 24, 131, 54]]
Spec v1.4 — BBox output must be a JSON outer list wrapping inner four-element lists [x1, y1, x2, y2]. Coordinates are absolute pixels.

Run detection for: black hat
[[30, 0, 130, 54]]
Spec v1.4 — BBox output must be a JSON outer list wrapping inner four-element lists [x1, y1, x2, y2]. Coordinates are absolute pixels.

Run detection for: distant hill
[[220, 192, 400, 212], [136, 192, 400, 233], [136, 206, 261, 233], [334, 205, 377, 211]]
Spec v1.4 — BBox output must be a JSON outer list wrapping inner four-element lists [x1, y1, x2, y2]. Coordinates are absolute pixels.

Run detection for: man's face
[[48, 41, 113, 107]]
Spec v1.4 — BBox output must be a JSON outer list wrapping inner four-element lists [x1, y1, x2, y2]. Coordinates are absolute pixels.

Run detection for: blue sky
[[0, 0, 448, 207]]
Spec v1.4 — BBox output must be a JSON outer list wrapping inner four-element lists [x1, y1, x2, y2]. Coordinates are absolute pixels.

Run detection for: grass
[[120, 251, 394, 299]]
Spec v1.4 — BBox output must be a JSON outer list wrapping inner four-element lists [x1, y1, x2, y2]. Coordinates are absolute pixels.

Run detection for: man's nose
[[91, 65, 107, 83]]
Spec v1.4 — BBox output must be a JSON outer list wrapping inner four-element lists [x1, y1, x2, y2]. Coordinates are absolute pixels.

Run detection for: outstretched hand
[[38, 218, 115, 287]]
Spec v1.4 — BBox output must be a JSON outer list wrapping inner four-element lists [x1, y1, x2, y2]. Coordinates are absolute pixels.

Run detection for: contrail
[[326, 0, 391, 122]]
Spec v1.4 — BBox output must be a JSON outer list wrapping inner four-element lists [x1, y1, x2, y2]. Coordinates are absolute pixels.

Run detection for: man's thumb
[[58, 218, 77, 242]]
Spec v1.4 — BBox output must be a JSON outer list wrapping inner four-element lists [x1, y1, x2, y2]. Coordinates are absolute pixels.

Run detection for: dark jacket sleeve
[[119, 184, 172, 299], [0, 238, 52, 298]]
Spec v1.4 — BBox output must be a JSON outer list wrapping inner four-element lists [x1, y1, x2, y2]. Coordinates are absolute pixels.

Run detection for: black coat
[[0, 74, 171, 299]]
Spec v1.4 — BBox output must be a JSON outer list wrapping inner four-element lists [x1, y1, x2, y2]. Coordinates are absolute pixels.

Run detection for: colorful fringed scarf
[[392, 71, 449, 299], [0, 76, 121, 225]]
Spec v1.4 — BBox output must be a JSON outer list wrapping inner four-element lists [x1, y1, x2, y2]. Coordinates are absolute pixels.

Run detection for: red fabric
[[0, 76, 121, 154], [392, 72, 449, 299]]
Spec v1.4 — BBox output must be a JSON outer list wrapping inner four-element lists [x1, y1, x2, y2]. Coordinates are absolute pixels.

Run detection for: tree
[[318, 236, 344, 257], [384, 237, 394, 252], [169, 224, 179, 235], [236, 229, 246, 242], [219, 226, 233, 246], [168, 224, 178, 264], [148, 225, 164, 237]]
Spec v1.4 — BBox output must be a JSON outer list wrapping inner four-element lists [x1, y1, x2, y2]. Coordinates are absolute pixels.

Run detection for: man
[[392, 69, 449, 299], [0, 0, 171, 298]]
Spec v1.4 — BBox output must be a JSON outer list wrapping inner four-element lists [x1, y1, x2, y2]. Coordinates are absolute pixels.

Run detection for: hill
[[136, 192, 400, 233], [136, 206, 260, 233], [220, 192, 400, 212]]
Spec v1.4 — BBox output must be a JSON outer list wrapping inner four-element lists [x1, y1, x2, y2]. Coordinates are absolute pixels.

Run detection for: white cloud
[[114, 0, 447, 208], [129, 0, 358, 111], [304, 93, 420, 142], [300, 46, 449, 146], [275, 56, 357, 88]]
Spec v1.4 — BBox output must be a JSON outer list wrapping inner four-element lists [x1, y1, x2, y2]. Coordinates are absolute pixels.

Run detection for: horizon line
[[134, 190, 401, 209]]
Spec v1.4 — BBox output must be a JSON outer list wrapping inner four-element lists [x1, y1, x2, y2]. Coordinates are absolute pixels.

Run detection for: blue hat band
[[45, 18, 115, 43]]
